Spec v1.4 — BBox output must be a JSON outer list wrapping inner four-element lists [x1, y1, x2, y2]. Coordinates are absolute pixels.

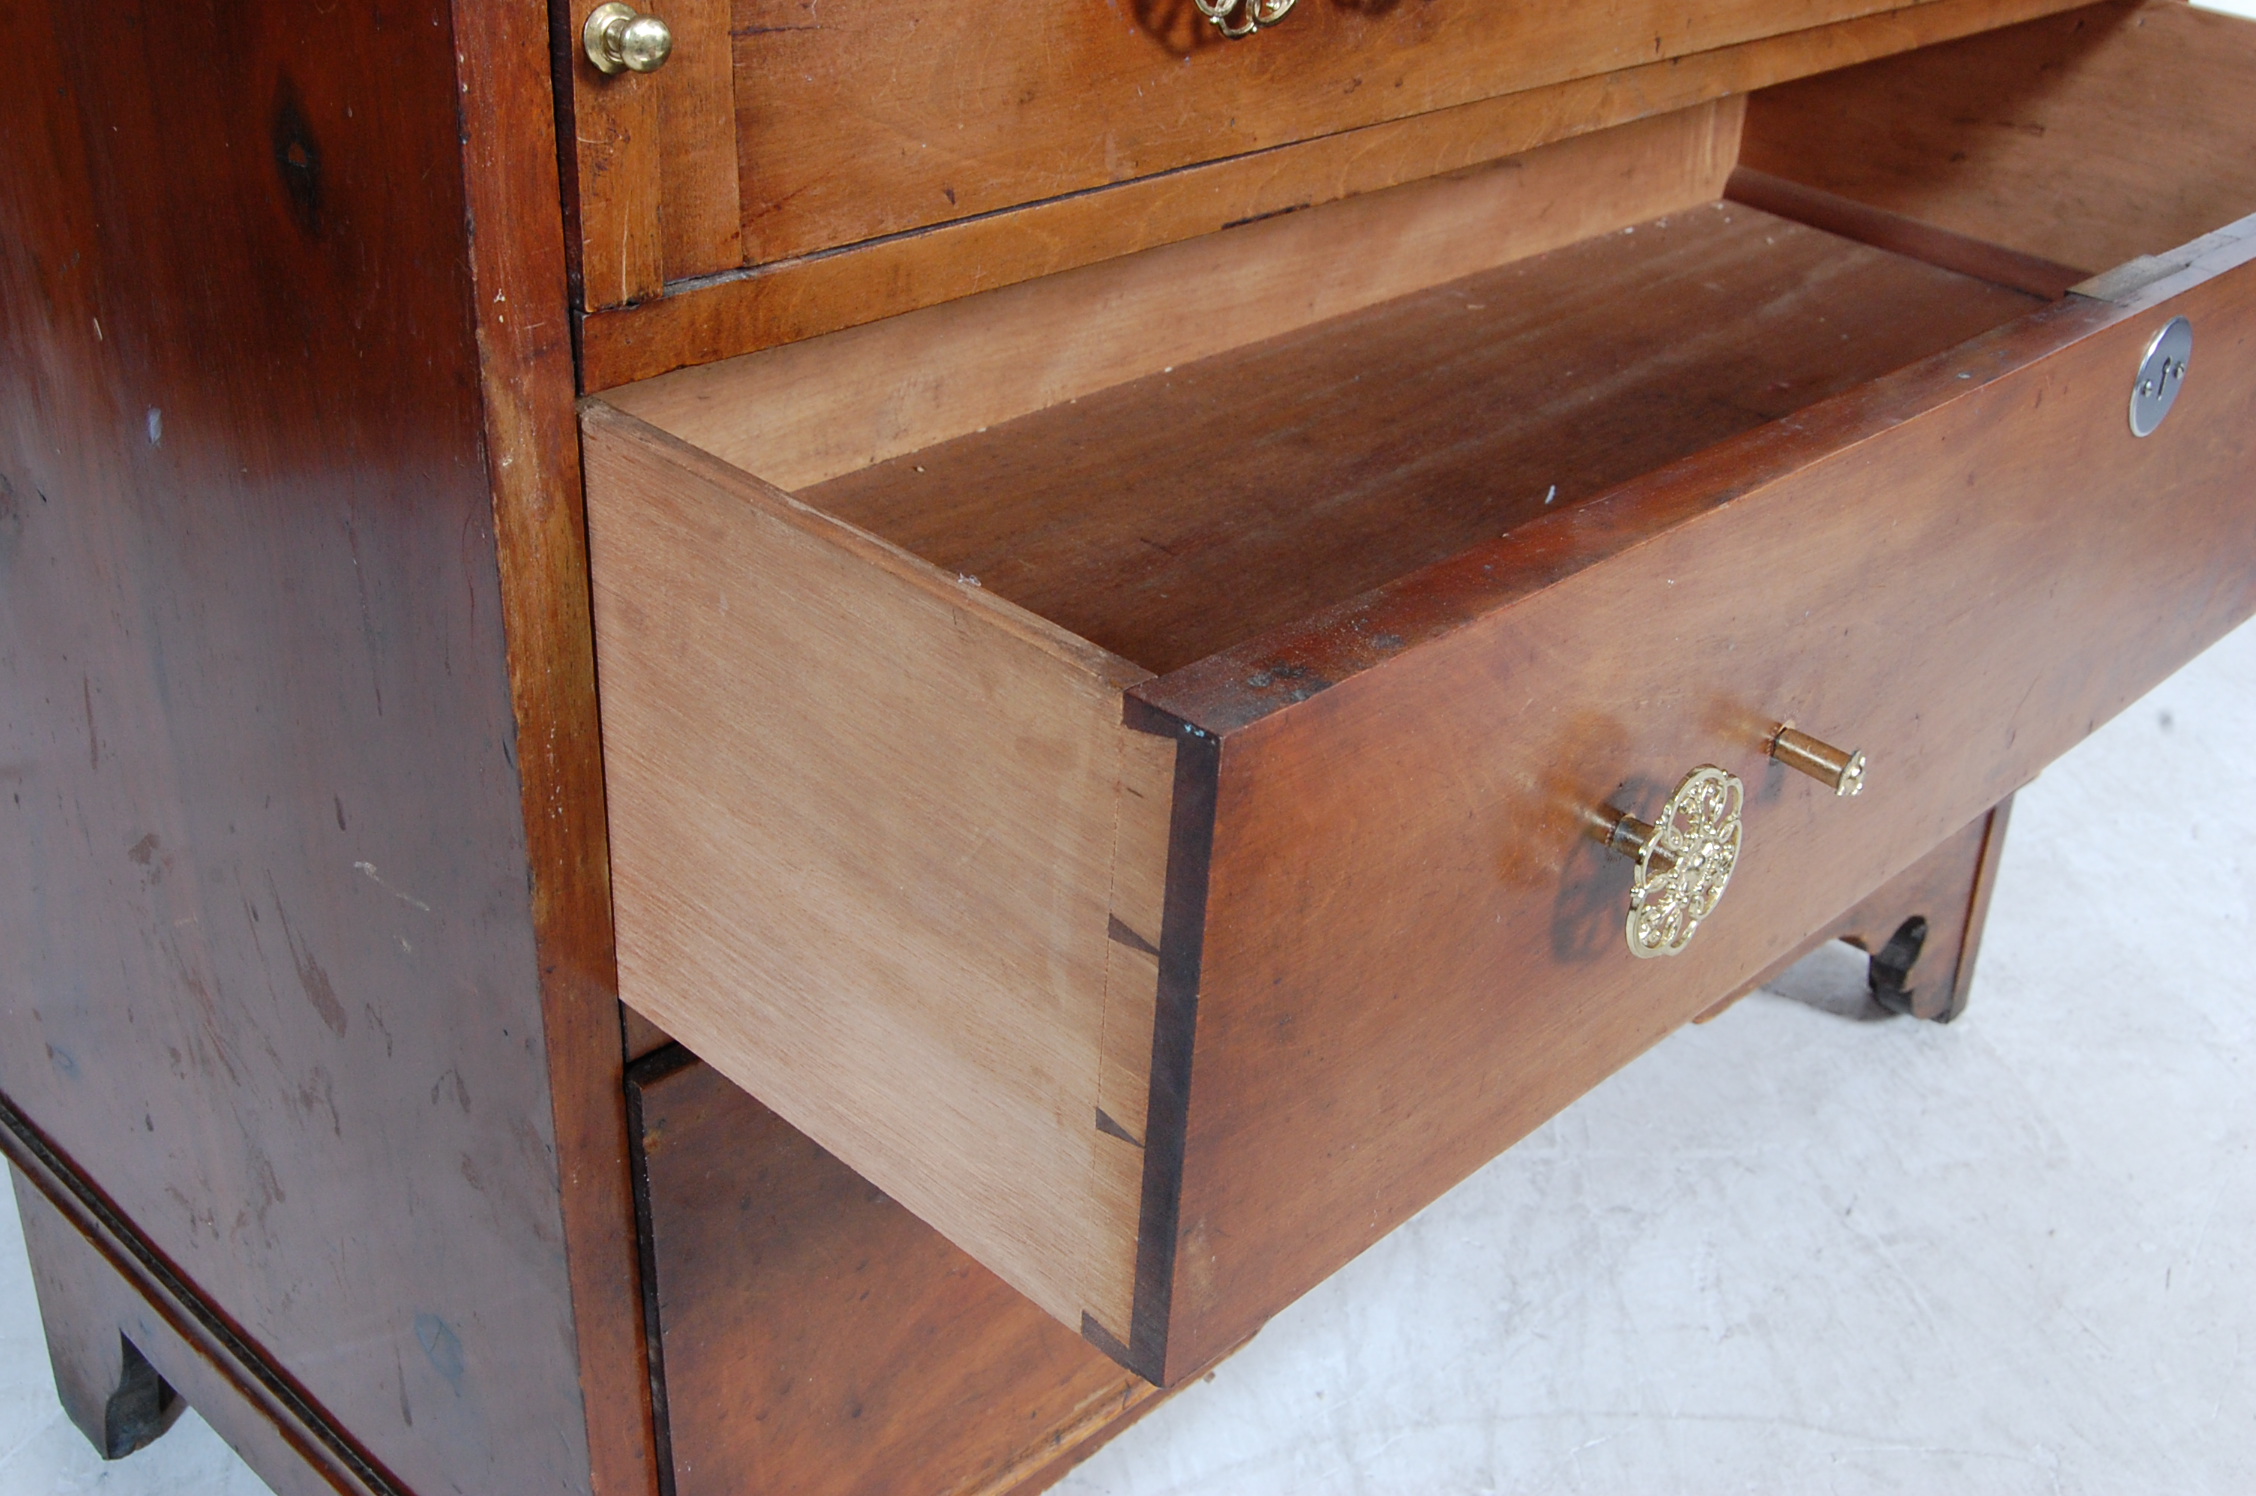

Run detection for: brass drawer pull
[[1769, 725, 1867, 796], [1196, 0, 1297, 39], [584, 2, 674, 74], [1591, 767, 1745, 959]]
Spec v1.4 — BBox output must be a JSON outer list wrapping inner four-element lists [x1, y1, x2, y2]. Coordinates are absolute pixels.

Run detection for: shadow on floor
[[1756, 938, 1895, 1023]]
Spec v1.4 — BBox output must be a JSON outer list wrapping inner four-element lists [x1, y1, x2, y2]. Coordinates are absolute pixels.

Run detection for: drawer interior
[[610, 2, 2256, 680], [586, 0, 2256, 1382], [797, 202, 2037, 674]]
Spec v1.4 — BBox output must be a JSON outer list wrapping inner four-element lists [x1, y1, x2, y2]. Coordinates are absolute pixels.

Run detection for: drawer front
[[572, 0, 1985, 296], [1131, 229, 2256, 1379], [575, 0, 2107, 384]]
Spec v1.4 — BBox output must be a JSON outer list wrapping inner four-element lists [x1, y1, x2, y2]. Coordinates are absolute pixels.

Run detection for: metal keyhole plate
[[2130, 316, 2193, 438]]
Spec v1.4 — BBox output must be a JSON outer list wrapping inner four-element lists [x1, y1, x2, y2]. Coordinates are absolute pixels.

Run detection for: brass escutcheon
[[1591, 766, 1745, 959]]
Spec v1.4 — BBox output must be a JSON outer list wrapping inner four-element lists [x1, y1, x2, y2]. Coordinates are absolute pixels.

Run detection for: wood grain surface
[[582, 405, 1165, 1347], [565, 0, 666, 308], [454, 0, 662, 1489], [1743, 1, 2256, 277], [1725, 166, 2089, 299], [713, 0, 1997, 267], [806, 204, 2041, 674], [653, 0, 743, 283], [1130, 220, 2256, 1380], [608, 103, 1745, 494], [0, 1, 634, 1489], [1938, 795, 2015, 1024], [630, 1053, 1171, 1496], [579, 0, 2092, 380]]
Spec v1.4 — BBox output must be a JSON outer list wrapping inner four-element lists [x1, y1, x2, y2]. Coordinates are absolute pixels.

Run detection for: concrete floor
[[4, 614, 2248, 1493]]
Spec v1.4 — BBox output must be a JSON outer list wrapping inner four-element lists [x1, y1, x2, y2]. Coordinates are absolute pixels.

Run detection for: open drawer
[[582, 2, 2256, 1386]]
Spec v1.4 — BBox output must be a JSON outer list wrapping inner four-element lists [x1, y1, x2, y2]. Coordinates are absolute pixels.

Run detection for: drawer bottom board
[[627, 1052, 1170, 1496]]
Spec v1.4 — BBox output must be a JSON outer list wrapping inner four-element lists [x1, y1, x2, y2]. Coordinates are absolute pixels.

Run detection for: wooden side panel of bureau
[[0, 1, 651, 1491]]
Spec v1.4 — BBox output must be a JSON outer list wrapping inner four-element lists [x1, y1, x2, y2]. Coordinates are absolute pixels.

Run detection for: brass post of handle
[[584, 2, 674, 74], [1768, 725, 1867, 797], [1589, 766, 1745, 959], [1194, 0, 1298, 38]]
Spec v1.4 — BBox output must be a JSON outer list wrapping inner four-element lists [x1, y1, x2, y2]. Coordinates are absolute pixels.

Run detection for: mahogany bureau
[[3, 1, 2252, 1492]]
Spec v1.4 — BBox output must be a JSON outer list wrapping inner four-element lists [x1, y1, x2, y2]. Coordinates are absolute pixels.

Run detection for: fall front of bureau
[[2, 2, 2253, 1493]]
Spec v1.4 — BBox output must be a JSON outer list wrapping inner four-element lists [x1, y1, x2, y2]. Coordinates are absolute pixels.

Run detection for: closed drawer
[[566, 0, 2106, 325], [582, 6, 2256, 1386], [684, 0, 1976, 267]]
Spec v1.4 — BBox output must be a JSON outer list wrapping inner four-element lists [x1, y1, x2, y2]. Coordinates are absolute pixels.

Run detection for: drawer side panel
[[1743, 1, 2256, 278], [582, 404, 1161, 1343]]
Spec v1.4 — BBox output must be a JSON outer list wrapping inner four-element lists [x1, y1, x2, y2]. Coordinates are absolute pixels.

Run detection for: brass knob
[[1195, 0, 1297, 38], [1590, 767, 1745, 959], [584, 2, 674, 74], [1769, 725, 1867, 797]]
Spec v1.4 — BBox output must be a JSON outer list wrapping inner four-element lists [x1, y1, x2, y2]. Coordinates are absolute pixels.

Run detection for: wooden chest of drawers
[[3, 2, 2252, 1493], [585, 0, 2256, 1388]]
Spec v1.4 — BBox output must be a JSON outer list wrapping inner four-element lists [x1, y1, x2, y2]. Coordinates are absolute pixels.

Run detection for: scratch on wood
[[354, 861, 434, 913]]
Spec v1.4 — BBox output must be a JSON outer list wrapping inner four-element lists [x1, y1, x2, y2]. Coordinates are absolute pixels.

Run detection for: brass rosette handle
[[1592, 766, 1745, 959], [1196, 0, 1297, 38]]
